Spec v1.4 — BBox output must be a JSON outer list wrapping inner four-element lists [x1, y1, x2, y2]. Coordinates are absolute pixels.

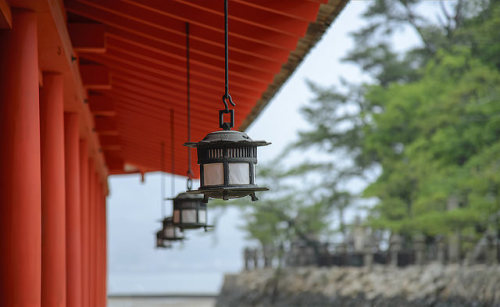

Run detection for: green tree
[[294, 0, 500, 249]]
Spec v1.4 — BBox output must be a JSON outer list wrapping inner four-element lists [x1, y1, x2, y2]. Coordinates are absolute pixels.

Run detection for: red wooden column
[[64, 113, 82, 307], [79, 140, 90, 307], [0, 9, 41, 307], [40, 73, 67, 307], [93, 172, 102, 307], [88, 161, 96, 307], [95, 180, 103, 307], [102, 188, 108, 307], [98, 182, 107, 307]]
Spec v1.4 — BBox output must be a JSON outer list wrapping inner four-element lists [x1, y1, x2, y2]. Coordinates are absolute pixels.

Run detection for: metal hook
[[222, 94, 236, 112]]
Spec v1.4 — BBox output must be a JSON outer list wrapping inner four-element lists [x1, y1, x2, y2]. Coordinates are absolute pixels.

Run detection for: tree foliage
[[296, 0, 500, 240]]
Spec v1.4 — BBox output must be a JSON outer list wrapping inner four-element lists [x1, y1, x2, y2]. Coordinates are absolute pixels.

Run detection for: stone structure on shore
[[216, 264, 500, 307], [242, 219, 499, 269]]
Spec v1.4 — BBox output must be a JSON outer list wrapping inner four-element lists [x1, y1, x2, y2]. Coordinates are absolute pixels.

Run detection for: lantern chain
[[220, 0, 235, 130], [186, 22, 194, 190], [170, 109, 175, 197], [160, 142, 165, 218]]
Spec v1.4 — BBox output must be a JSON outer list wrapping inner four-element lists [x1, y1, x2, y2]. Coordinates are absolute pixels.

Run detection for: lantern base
[[175, 222, 211, 230], [156, 243, 172, 249], [163, 237, 185, 242], [187, 185, 268, 202]]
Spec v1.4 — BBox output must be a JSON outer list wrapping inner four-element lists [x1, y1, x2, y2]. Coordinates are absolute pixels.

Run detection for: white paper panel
[[199, 209, 207, 224], [181, 209, 197, 223], [164, 227, 174, 238], [229, 163, 250, 184], [204, 163, 224, 186]]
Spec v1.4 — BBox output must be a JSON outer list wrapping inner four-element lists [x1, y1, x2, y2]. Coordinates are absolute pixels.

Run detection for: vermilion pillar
[[65, 113, 82, 307], [0, 10, 41, 307], [88, 161, 96, 307], [98, 182, 107, 307], [79, 140, 90, 307], [103, 189, 108, 307], [95, 178, 103, 307], [40, 73, 67, 307]]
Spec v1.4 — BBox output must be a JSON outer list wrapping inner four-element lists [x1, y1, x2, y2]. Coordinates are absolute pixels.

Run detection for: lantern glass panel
[[204, 163, 224, 186], [199, 208, 207, 223], [164, 226, 174, 238], [229, 163, 250, 184], [181, 209, 197, 223]]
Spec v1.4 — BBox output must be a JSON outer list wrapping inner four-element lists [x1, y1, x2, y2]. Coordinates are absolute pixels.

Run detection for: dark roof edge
[[239, 0, 349, 131]]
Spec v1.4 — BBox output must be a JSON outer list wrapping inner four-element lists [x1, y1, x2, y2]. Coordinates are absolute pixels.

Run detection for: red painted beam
[[94, 117, 118, 135], [0, 10, 41, 307], [106, 29, 283, 72], [106, 36, 276, 84], [89, 95, 116, 116], [0, 0, 11, 29], [78, 0, 296, 50], [40, 73, 67, 307], [111, 73, 229, 108], [102, 145, 121, 151], [99, 135, 121, 151], [95, 59, 260, 101], [120, 149, 199, 178], [233, 0, 320, 21], [83, 52, 264, 98], [172, 0, 310, 36], [103, 45, 269, 91], [110, 94, 251, 129], [64, 113, 82, 307], [80, 64, 112, 90], [69, 23, 107, 53], [104, 150, 124, 172], [66, 0, 291, 62]]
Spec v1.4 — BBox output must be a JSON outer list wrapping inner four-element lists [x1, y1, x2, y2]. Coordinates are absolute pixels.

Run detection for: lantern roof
[[162, 217, 174, 225], [170, 192, 204, 201], [185, 130, 270, 148]]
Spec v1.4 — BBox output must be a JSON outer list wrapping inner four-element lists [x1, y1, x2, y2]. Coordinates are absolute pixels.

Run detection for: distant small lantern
[[185, 130, 269, 202], [155, 230, 171, 249], [162, 217, 184, 241], [171, 192, 211, 230]]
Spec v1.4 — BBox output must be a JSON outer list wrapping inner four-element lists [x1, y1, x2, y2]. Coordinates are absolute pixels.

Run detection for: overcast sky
[[106, 1, 442, 295]]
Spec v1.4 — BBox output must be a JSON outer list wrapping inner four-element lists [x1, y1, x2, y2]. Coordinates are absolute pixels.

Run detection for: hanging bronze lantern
[[184, 0, 270, 203], [171, 192, 209, 230], [185, 131, 269, 202], [162, 217, 184, 241], [155, 230, 172, 249]]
